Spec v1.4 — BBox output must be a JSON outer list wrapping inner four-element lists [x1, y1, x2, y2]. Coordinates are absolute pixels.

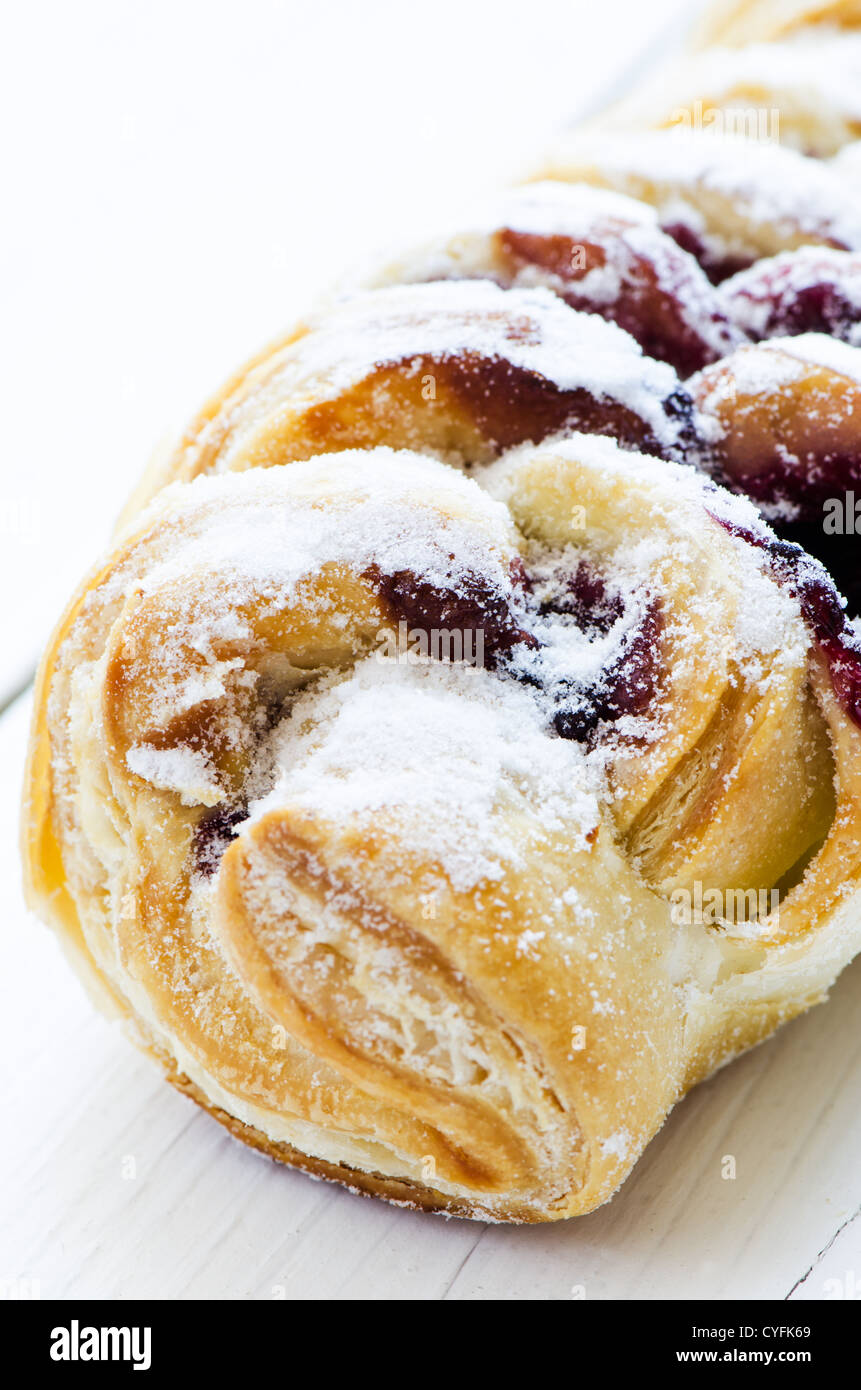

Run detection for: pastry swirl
[[120, 279, 699, 523], [24, 435, 861, 1219], [22, 0, 861, 1220]]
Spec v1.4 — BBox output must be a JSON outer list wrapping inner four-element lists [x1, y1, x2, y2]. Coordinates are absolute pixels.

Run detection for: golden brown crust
[[588, 2, 861, 158], [24, 437, 861, 1220], [115, 280, 696, 526], [166, 1066, 491, 1221], [22, 6, 861, 1223], [691, 0, 861, 49]]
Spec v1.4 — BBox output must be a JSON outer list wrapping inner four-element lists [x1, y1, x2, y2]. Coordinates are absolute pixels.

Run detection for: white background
[[2, 0, 860, 1300]]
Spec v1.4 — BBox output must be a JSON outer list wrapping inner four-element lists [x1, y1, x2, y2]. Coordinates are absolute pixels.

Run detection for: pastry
[[24, 436, 861, 1219], [22, 1, 861, 1221], [533, 127, 861, 281], [347, 182, 742, 374], [587, 30, 861, 155], [118, 279, 699, 523], [720, 247, 861, 343], [690, 0, 861, 50]]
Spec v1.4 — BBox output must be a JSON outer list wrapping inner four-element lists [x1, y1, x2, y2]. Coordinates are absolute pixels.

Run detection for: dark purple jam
[[369, 561, 538, 669], [722, 257, 861, 343], [193, 802, 248, 876], [537, 570, 661, 740], [712, 514, 861, 727], [718, 452, 861, 525], [660, 221, 753, 285], [497, 225, 735, 376], [550, 606, 661, 739], [406, 340, 704, 468], [373, 558, 661, 742], [770, 518, 861, 620], [537, 559, 624, 633]]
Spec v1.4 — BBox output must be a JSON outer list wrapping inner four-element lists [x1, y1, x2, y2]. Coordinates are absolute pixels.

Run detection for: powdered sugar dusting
[[700, 342, 809, 406], [127, 744, 222, 806], [658, 30, 861, 128], [777, 331, 861, 386], [600, 1128, 632, 1162], [721, 247, 861, 342], [138, 448, 516, 604], [541, 127, 861, 253], [348, 182, 740, 371], [267, 281, 686, 450], [247, 660, 602, 893], [486, 433, 808, 682], [694, 334, 861, 420]]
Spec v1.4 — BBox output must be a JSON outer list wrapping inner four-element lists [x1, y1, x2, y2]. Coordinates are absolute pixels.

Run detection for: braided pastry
[[690, 0, 861, 49], [119, 279, 698, 523], [348, 183, 742, 374], [591, 29, 861, 155], [22, 2, 861, 1221], [534, 127, 861, 281]]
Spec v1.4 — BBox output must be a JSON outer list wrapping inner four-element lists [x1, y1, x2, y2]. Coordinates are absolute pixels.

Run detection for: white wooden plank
[[788, 1215, 861, 1301]]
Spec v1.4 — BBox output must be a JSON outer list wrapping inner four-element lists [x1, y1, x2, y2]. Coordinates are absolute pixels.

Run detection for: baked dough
[[533, 127, 861, 280], [590, 30, 861, 155], [346, 182, 741, 374], [24, 440, 861, 1220], [22, 0, 861, 1220], [690, 0, 861, 49], [116, 279, 698, 525]]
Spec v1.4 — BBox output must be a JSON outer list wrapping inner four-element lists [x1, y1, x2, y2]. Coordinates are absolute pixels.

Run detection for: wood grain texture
[[4, 0, 861, 1301]]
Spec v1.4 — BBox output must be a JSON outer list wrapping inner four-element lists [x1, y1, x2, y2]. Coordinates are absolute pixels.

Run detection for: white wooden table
[[2, 0, 860, 1301]]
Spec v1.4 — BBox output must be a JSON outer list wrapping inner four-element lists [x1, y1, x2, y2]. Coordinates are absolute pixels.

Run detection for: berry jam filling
[[691, 343, 861, 590], [535, 558, 624, 634], [497, 226, 737, 376], [662, 385, 706, 464], [193, 802, 248, 877], [714, 450, 861, 526], [190, 559, 662, 877], [700, 424, 861, 623], [439, 354, 699, 464], [740, 279, 859, 339], [773, 521, 861, 620], [712, 515, 861, 727], [722, 253, 861, 343], [374, 557, 661, 742], [659, 222, 753, 285], [370, 562, 538, 670], [535, 570, 662, 741]]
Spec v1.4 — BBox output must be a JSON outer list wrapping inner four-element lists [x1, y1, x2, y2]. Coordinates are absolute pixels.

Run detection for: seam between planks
[[785, 1203, 861, 1300]]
